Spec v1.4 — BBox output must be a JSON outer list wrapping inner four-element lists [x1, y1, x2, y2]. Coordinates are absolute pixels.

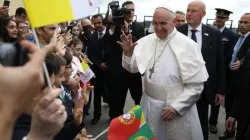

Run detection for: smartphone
[[3, 0, 10, 7], [22, 25, 30, 35]]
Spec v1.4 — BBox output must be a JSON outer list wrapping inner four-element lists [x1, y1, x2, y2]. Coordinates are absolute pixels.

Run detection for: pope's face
[[153, 8, 174, 39]]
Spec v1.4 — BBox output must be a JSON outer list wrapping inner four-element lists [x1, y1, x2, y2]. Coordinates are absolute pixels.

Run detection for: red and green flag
[[108, 105, 156, 140]]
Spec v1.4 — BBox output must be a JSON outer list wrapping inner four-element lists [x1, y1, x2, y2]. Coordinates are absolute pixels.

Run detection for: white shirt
[[242, 31, 250, 45], [147, 38, 180, 85], [98, 28, 106, 39], [219, 26, 226, 33], [188, 23, 202, 49]]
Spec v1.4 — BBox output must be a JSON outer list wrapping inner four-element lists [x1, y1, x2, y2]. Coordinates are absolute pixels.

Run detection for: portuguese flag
[[108, 106, 156, 140], [128, 124, 157, 140]]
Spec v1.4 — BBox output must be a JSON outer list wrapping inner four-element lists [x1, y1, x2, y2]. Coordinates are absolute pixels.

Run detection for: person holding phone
[[16, 20, 33, 42], [0, 0, 9, 18], [0, 6, 9, 18]]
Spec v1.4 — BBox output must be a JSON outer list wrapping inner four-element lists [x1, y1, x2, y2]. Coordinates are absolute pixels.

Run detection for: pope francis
[[117, 6, 209, 140]]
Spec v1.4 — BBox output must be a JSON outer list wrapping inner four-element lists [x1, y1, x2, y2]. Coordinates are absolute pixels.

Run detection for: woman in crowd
[[0, 18, 18, 43], [71, 24, 81, 39], [68, 38, 93, 115]]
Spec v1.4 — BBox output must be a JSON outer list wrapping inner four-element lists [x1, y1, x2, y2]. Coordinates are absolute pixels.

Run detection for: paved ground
[[84, 93, 234, 140]]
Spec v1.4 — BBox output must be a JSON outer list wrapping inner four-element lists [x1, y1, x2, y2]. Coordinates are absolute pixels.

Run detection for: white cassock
[[122, 28, 209, 140]]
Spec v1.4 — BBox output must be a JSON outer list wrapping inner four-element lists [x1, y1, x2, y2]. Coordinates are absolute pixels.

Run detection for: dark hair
[[175, 10, 185, 15], [63, 47, 73, 65], [44, 53, 64, 88], [45, 58, 58, 76], [92, 14, 104, 20], [54, 54, 66, 66], [46, 54, 61, 75], [122, 1, 134, 7], [15, 7, 26, 16], [0, 18, 17, 43], [68, 38, 84, 48]]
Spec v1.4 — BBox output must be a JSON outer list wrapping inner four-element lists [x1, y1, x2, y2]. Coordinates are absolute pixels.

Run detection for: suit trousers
[[209, 104, 220, 125], [91, 70, 108, 116], [225, 85, 238, 120], [197, 95, 209, 140], [107, 69, 142, 119]]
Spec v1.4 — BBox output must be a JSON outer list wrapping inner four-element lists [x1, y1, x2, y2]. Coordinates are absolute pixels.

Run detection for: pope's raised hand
[[117, 34, 137, 57]]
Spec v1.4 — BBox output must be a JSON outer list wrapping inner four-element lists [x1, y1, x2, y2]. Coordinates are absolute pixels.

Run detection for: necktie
[[229, 36, 244, 70], [98, 32, 103, 39], [191, 29, 197, 42], [129, 24, 132, 30]]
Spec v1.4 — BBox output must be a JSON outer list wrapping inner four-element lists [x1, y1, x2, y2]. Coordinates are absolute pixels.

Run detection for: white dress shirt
[[188, 23, 202, 50], [241, 31, 250, 46], [219, 26, 226, 33], [98, 28, 106, 39]]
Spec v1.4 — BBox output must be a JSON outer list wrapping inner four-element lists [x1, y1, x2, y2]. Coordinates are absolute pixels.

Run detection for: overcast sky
[[93, 0, 249, 28]]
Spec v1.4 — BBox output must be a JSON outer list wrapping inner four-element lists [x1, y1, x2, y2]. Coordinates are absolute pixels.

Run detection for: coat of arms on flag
[[108, 106, 156, 140]]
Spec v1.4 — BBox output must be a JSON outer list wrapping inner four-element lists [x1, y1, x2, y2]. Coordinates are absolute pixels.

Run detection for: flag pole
[[93, 127, 109, 140], [22, 1, 53, 90], [32, 28, 53, 90]]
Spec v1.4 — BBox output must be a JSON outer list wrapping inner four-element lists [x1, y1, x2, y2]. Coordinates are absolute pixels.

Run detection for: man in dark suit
[[208, 8, 237, 135], [87, 14, 109, 125], [223, 13, 250, 140], [176, 1, 225, 140], [104, 1, 145, 121]]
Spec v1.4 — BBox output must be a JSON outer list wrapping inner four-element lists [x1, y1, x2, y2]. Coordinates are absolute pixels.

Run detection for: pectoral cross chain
[[149, 66, 155, 79]]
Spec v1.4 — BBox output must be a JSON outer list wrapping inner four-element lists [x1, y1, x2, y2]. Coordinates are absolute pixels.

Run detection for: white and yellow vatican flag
[[23, 0, 102, 28]]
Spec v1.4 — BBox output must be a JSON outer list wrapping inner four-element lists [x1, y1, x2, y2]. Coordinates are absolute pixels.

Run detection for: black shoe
[[209, 125, 218, 134], [219, 131, 235, 139], [91, 115, 101, 125]]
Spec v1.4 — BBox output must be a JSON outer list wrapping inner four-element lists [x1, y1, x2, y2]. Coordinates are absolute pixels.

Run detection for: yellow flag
[[80, 61, 95, 84], [23, 0, 102, 28]]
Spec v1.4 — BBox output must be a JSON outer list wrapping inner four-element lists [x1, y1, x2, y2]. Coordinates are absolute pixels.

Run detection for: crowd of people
[[0, 0, 250, 140]]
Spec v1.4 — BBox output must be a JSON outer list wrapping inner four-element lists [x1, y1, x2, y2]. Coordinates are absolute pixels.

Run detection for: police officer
[[208, 8, 238, 139]]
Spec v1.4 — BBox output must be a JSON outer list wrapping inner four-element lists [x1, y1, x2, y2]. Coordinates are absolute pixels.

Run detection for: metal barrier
[[206, 19, 233, 29], [143, 15, 153, 29]]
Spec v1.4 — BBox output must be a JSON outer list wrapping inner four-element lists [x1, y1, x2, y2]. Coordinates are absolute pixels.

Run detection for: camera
[[83, 25, 92, 33], [109, 1, 131, 26], [0, 42, 29, 66]]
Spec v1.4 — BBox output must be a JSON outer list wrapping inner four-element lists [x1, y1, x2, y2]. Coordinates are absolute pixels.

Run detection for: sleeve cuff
[[123, 53, 132, 64]]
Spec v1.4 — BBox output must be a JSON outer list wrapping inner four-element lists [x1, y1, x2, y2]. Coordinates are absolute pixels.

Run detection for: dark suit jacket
[[104, 22, 145, 78], [231, 48, 250, 140], [87, 31, 109, 75], [227, 33, 250, 92], [177, 24, 226, 104], [221, 27, 238, 66], [221, 28, 238, 92]]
